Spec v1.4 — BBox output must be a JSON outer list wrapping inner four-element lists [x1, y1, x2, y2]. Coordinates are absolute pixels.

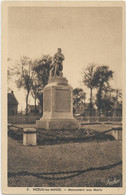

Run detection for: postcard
[[1, 1, 125, 194]]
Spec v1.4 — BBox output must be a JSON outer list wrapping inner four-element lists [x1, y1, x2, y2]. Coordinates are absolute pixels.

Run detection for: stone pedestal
[[106, 126, 122, 140], [36, 76, 80, 130], [23, 128, 37, 146], [111, 126, 122, 140]]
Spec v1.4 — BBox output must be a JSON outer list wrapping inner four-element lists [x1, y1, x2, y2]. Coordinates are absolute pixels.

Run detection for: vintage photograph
[[1, 1, 125, 194]]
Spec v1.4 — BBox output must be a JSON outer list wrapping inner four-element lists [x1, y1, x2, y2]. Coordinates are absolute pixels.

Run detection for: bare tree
[[31, 55, 52, 115], [15, 56, 33, 115], [82, 63, 96, 116]]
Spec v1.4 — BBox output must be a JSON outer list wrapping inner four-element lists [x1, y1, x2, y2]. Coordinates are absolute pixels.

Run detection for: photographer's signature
[[106, 177, 121, 186]]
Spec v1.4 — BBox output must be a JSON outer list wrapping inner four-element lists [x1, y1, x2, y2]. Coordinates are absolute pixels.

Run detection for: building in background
[[8, 91, 18, 116]]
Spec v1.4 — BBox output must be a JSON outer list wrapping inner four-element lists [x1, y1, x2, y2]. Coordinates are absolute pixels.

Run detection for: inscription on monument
[[44, 90, 51, 112], [55, 89, 71, 112]]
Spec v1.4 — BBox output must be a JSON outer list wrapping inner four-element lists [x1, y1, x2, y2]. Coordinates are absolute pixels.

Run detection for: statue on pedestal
[[36, 48, 80, 130], [50, 48, 65, 77]]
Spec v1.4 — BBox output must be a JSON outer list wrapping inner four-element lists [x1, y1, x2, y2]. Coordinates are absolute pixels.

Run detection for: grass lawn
[[8, 123, 122, 187]]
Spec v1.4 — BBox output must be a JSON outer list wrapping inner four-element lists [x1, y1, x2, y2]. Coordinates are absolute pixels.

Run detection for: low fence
[[8, 115, 41, 124], [8, 115, 122, 124], [74, 116, 122, 122]]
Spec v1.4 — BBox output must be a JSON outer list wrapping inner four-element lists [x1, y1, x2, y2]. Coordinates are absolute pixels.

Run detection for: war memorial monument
[[36, 48, 80, 130]]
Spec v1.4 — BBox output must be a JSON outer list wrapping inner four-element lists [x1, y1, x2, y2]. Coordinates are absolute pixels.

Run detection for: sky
[[8, 6, 123, 111]]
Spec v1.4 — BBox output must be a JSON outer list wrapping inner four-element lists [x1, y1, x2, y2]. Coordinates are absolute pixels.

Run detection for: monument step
[[36, 118, 80, 130]]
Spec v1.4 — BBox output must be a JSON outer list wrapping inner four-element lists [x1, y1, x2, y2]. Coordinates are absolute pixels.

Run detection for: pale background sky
[[8, 6, 123, 111]]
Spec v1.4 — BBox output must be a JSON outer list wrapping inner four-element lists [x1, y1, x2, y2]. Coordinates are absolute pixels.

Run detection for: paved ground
[[8, 136, 122, 187]]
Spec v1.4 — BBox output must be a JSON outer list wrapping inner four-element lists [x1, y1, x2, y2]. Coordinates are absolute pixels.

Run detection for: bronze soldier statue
[[50, 48, 65, 77]]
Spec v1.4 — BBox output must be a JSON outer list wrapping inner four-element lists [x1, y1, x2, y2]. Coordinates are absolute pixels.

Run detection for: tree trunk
[[34, 96, 36, 116], [97, 86, 102, 117], [106, 110, 108, 117], [90, 88, 93, 117], [26, 91, 30, 116]]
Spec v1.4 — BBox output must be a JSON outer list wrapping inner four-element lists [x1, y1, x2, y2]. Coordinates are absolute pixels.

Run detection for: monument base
[[36, 76, 80, 130], [36, 118, 80, 130]]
